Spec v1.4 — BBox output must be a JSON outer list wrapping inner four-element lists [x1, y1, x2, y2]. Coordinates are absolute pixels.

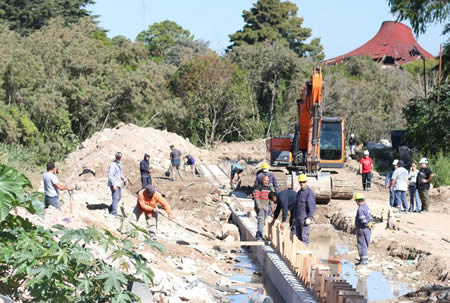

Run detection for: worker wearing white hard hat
[[359, 150, 373, 191], [417, 158, 434, 212]]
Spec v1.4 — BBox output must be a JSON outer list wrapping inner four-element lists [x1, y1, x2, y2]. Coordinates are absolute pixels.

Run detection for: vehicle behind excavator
[[266, 67, 353, 203]]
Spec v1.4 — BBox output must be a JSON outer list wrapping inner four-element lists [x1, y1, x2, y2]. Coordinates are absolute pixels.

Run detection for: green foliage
[[0, 163, 160, 302], [403, 83, 450, 155], [324, 56, 422, 143], [170, 53, 259, 145], [387, 0, 449, 35], [428, 151, 450, 187], [228, 0, 324, 60], [0, 0, 95, 35], [228, 41, 313, 137], [136, 20, 193, 60], [402, 58, 438, 78]]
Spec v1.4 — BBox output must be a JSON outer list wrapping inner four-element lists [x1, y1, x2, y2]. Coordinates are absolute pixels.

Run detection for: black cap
[[145, 184, 155, 194]]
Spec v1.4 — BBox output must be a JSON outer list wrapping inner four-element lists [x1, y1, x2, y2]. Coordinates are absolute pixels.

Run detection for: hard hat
[[261, 162, 269, 170], [354, 193, 365, 201], [115, 152, 122, 158], [363, 150, 369, 155], [392, 159, 399, 166], [419, 157, 428, 164], [351, 134, 355, 138], [298, 174, 308, 182]]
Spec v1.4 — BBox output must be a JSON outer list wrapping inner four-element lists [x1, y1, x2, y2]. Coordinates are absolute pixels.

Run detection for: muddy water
[[309, 225, 412, 301], [228, 248, 283, 303]]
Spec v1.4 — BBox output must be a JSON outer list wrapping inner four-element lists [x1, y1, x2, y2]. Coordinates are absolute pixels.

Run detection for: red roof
[[324, 21, 434, 65]]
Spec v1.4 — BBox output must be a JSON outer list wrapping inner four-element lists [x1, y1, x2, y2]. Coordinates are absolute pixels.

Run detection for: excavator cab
[[319, 117, 345, 168]]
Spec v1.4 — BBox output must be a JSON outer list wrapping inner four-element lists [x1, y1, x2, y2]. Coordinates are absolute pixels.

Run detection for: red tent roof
[[324, 21, 434, 65]]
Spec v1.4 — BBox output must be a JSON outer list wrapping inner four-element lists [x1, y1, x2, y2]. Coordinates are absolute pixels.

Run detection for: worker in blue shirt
[[295, 174, 316, 244], [269, 190, 297, 231], [354, 193, 374, 266]]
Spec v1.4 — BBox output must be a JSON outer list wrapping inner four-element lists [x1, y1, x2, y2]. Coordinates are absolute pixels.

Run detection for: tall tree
[[170, 54, 259, 146], [0, 0, 95, 35], [228, 0, 324, 60], [228, 42, 312, 137], [136, 20, 193, 60]]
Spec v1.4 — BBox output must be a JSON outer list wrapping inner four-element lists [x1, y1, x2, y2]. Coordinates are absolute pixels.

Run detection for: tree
[[387, 0, 449, 35], [403, 83, 450, 155], [228, 41, 312, 137], [228, 0, 324, 60], [136, 20, 193, 59], [170, 54, 259, 145], [324, 56, 422, 143], [0, 0, 95, 35]]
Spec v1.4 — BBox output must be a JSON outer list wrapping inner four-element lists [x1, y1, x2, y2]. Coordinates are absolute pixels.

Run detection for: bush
[[0, 164, 163, 302], [429, 151, 450, 187]]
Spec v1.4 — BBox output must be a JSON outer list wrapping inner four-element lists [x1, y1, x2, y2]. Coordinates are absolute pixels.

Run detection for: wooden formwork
[[265, 222, 367, 303]]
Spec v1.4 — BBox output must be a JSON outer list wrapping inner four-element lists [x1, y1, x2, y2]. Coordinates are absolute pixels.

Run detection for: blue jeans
[[409, 185, 421, 211], [350, 144, 355, 155], [109, 186, 122, 215], [394, 190, 408, 212], [45, 196, 61, 210], [141, 174, 152, 189], [389, 189, 395, 207]]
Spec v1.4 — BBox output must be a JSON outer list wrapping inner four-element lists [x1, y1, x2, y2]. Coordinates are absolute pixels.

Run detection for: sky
[[88, 0, 446, 59]]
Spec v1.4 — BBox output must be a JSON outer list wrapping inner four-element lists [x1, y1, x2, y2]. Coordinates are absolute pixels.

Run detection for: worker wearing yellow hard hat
[[254, 162, 278, 191], [295, 173, 316, 245], [354, 192, 374, 266]]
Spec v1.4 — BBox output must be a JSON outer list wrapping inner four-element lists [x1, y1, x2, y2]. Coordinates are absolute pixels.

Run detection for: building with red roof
[[323, 21, 434, 66]]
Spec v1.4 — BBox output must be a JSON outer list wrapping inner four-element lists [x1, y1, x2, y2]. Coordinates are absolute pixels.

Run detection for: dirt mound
[[63, 123, 213, 182]]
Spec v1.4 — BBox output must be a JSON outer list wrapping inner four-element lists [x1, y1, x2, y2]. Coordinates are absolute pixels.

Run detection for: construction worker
[[183, 154, 196, 176], [359, 150, 373, 191], [408, 162, 421, 212], [140, 153, 152, 188], [253, 175, 272, 241], [133, 184, 173, 240], [385, 160, 398, 207], [43, 162, 73, 210], [349, 134, 357, 156], [169, 145, 183, 181], [417, 158, 434, 212], [269, 190, 297, 231], [254, 162, 278, 192], [108, 152, 126, 217], [295, 174, 316, 244], [390, 160, 409, 213], [230, 161, 243, 190], [354, 193, 374, 266]]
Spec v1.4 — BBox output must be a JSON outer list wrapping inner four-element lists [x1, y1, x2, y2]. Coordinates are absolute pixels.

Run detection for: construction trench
[[198, 163, 414, 303]]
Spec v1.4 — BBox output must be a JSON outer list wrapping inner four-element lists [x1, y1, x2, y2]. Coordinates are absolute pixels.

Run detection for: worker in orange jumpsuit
[[133, 184, 174, 240]]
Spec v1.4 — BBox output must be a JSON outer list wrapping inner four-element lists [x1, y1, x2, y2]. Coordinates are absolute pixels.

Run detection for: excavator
[[266, 67, 353, 203]]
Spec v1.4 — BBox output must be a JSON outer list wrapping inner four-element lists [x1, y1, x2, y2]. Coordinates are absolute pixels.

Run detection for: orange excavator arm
[[295, 67, 323, 174]]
